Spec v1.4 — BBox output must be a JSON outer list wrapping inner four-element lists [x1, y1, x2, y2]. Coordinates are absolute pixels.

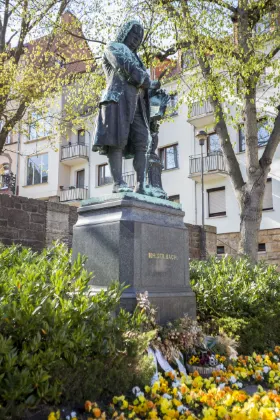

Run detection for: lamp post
[[195, 130, 208, 259]]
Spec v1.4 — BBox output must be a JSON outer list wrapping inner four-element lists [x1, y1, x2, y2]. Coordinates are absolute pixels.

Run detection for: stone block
[[72, 193, 196, 323], [47, 202, 69, 213], [0, 219, 7, 227], [30, 213, 46, 224], [0, 227, 19, 240], [19, 229, 45, 242], [7, 209, 29, 227]]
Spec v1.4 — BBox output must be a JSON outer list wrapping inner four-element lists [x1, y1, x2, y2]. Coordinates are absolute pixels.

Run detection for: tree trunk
[[239, 204, 262, 262], [238, 178, 266, 262]]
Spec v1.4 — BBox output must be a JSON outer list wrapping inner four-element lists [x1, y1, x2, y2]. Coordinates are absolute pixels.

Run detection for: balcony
[[61, 143, 89, 166], [60, 187, 89, 202], [189, 151, 228, 181], [187, 100, 214, 128]]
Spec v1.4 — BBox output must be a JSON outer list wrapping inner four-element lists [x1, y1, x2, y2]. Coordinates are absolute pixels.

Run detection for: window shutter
[[208, 188, 226, 216], [263, 179, 273, 210]]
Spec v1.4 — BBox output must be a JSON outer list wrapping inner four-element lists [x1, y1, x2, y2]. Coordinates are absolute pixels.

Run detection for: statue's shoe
[[134, 182, 146, 195], [112, 182, 133, 193]]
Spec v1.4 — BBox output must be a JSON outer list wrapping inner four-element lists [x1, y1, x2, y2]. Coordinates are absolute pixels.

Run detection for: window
[[98, 163, 113, 186], [0, 121, 12, 144], [263, 178, 273, 210], [76, 169, 85, 188], [207, 132, 221, 154], [217, 246, 225, 255], [78, 129, 85, 145], [208, 187, 226, 217], [239, 120, 270, 152], [258, 243, 266, 252], [29, 112, 52, 140], [27, 153, 48, 185], [168, 195, 180, 203], [167, 94, 178, 116], [159, 144, 179, 170]]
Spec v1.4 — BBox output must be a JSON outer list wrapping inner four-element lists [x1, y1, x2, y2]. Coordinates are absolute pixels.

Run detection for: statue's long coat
[[92, 23, 151, 156]]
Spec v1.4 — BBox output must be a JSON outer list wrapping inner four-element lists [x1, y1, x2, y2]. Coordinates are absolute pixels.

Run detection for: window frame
[[207, 132, 221, 154], [28, 112, 53, 141], [98, 163, 113, 186], [239, 119, 271, 152], [26, 153, 48, 186], [76, 169, 85, 188], [207, 186, 226, 217], [258, 243, 266, 252], [159, 143, 179, 171], [77, 129, 85, 145], [217, 245, 225, 255]]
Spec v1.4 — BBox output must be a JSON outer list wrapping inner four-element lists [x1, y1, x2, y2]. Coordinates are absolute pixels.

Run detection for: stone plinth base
[[72, 193, 196, 323]]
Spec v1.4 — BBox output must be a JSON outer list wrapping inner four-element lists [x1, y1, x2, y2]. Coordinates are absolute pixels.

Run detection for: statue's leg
[[130, 102, 148, 195], [108, 147, 133, 193]]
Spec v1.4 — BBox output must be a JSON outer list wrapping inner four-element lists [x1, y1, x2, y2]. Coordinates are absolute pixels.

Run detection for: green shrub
[[190, 256, 280, 354], [0, 243, 154, 418]]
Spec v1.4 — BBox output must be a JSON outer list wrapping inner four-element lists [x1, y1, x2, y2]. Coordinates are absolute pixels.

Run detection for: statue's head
[[116, 20, 144, 52]]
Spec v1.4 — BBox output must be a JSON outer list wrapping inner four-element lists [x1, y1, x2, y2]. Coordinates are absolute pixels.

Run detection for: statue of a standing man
[[92, 20, 159, 194]]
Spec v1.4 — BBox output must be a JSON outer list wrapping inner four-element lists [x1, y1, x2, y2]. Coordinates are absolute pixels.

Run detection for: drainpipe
[[15, 130, 21, 195]]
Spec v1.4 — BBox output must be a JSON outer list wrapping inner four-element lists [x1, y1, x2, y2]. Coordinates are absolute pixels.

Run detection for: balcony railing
[[61, 143, 89, 161], [190, 100, 213, 118], [123, 171, 135, 188], [189, 151, 227, 176], [60, 187, 89, 202]]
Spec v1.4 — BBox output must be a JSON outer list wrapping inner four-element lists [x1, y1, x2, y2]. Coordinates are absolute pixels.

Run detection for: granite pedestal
[[72, 193, 196, 323]]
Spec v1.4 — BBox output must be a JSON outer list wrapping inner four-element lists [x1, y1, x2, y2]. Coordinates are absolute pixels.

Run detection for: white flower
[[71, 413, 77, 419], [216, 364, 226, 371], [218, 383, 225, 390], [177, 391, 182, 400], [178, 405, 188, 413], [162, 393, 172, 400], [132, 386, 141, 395], [172, 380, 181, 388], [236, 382, 243, 388], [263, 366, 271, 373], [230, 376, 237, 384], [274, 356, 279, 361], [216, 377, 221, 381], [66, 417, 70, 420]]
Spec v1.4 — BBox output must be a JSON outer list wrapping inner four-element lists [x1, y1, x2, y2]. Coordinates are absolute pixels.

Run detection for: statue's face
[[123, 25, 143, 51]]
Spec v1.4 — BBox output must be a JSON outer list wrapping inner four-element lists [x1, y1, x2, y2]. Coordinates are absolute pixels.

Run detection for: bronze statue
[[93, 20, 159, 194]]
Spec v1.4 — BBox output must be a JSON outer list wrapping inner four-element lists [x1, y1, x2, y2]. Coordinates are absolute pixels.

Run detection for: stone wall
[[0, 193, 216, 259], [217, 229, 280, 266], [0, 194, 46, 249], [0, 194, 77, 250], [186, 223, 217, 260]]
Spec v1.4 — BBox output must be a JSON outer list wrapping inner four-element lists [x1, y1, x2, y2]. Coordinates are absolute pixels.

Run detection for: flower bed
[[48, 347, 280, 420]]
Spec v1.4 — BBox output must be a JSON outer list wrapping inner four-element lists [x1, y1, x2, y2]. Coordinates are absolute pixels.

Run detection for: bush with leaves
[[190, 256, 280, 354], [0, 243, 155, 419]]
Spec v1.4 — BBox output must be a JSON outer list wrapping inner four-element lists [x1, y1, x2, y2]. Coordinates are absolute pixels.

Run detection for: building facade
[[1, 57, 280, 263]]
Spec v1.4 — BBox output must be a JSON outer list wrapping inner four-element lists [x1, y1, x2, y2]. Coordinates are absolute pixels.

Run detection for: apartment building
[[1, 24, 280, 264]]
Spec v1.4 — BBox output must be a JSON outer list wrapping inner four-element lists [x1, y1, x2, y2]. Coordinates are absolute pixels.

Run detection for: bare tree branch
[[64, 29, 106, 45], [199, 0, 237, 13], [260, 108, 280, 169]]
